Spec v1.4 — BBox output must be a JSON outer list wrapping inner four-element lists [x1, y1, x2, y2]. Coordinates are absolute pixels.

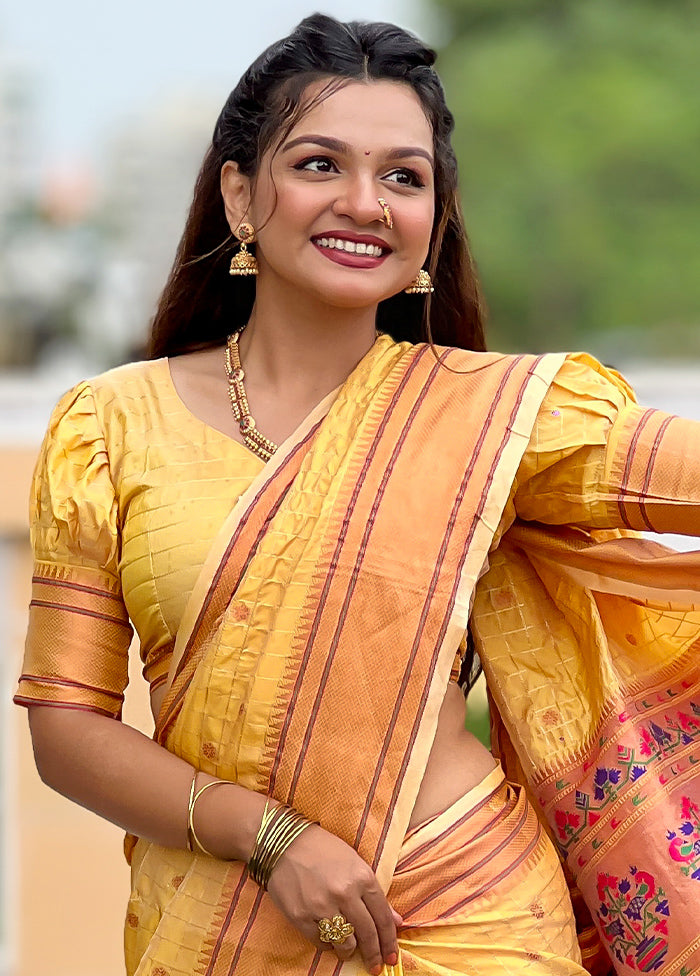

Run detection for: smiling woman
[[14, 12, 700, 976]]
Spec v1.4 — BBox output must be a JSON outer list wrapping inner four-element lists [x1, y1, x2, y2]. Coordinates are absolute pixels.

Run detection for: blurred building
[[93, 92, 220, 358], [0, 51, 33, 222], [0, 82, 219, 372], [0, 48, 37, 368], [0, 45, 101, 371]]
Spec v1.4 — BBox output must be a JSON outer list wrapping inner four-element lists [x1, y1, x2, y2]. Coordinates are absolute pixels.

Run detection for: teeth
[[315, 237, 383, 257]]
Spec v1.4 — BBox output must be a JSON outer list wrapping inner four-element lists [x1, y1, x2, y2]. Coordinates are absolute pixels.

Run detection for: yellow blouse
[[14, 350, 657, 718]]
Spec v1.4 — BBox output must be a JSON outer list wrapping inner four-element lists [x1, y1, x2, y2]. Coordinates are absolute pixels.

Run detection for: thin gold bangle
[[255, 810, 306, 879], [248, 802, 284, 884], [261, 818, 312, 881], [185, 770, 197, 853], [262, 816, 315, 885], [248, 803, 283, 885], [188, 778, 230, 857], [247, 802, 316, 889], [254, 813, 297, 880]]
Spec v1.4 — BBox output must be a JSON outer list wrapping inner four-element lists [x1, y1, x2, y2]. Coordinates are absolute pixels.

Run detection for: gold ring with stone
[[317, 914, 355, 944]]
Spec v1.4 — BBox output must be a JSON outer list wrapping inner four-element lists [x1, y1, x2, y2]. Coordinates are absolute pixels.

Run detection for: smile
[[311, 232, 391, 270], [315, 237, 385, 257]]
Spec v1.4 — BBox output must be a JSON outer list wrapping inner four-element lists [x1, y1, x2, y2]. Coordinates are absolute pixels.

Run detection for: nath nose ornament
[[378, 197, 393, 230]]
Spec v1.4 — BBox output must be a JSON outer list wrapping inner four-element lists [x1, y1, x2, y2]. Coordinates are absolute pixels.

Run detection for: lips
[[311, 231, 391, 254], [315, 237, 383, 257], [310, 230, 391, 270]]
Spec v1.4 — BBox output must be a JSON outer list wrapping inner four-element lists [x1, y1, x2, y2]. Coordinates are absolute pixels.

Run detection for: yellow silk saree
[[123, 336, 700, 976], [125, 337, 588, 975]]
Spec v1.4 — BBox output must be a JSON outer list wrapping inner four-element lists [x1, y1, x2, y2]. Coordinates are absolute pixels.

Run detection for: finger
[[363, 887, 400, 965], [391, 906, 404, 926], [343, 899, 384, 975], [329, 932, 357, 962]]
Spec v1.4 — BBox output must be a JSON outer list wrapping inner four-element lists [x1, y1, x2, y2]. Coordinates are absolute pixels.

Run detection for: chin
[[322, 293, 385, 310], [311, 279, 401, 310]]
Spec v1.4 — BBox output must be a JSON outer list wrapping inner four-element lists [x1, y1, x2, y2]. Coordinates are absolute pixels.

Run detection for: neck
[[237, 277, 380, 402]]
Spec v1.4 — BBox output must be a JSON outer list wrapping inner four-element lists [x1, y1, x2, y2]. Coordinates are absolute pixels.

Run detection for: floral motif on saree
[[596, 868, 670, 972], [474, 521, 700, 976]]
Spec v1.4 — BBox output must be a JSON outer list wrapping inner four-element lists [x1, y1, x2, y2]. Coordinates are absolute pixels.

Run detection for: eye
[[294, 155, 338, 174], [383, 168, 425, 188]]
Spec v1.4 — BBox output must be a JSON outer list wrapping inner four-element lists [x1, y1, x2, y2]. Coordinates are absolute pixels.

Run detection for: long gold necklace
[[224, 330, 278, 462]]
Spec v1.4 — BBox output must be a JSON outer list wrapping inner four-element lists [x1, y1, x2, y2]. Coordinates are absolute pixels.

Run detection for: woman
[[15, 14, 700, 976]]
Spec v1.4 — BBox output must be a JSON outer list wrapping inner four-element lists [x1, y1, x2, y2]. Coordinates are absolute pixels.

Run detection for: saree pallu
[[126, 338, 576, 975], [474, 526, 700, 976]]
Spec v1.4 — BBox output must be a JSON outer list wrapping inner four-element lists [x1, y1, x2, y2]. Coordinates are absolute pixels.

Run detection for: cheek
[[401, 205, 434, 257], [260, 182, 327, 236]]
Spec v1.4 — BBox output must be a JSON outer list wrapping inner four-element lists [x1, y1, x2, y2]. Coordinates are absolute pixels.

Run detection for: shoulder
[[547, 351, 637, 407], [420, 346, 638, 445], [39, 359, 171, 478], [523, 352, 639, 459], [84, 357, 170, 407], [431, 346, 636, 401], [429, 344, 559, 372], [425, 345, 568, 395], [48, 358, 169, 431]]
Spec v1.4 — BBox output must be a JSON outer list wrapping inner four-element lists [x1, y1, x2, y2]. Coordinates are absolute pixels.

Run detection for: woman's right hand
[[266, 823, 402, 975], [26, 708, 401, 971]]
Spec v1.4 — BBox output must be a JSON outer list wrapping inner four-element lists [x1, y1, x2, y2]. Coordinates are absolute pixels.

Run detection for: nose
[[332, 174, 385, 228]]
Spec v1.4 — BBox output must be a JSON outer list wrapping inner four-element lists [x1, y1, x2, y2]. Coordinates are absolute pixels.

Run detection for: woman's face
[[222, 79, 436, 310]]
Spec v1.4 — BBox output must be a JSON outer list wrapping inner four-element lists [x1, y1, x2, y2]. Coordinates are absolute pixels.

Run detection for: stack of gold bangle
[[248, 798, 316, 890]]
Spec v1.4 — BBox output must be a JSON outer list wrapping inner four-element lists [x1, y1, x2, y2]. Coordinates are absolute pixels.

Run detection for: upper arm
[[514, 353, 700, 537], [15, 382, 133, 719]]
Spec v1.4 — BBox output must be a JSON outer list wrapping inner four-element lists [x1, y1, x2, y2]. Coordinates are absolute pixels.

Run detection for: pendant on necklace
[[224, 331, 278, 462]]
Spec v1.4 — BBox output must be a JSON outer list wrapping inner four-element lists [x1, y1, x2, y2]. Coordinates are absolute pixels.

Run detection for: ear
[[220, 161, 252, 237]]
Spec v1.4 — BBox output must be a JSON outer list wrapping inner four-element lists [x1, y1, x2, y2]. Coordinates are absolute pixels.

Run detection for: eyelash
[[293, 155, 425, 188]]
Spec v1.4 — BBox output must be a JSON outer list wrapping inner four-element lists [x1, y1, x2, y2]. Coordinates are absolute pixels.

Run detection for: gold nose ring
[[378, 197, 393, 230]]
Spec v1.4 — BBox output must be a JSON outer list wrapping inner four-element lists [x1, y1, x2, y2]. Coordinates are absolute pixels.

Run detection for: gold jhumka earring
[[405, 269, 434, 294], [229, 222, 258, 276]]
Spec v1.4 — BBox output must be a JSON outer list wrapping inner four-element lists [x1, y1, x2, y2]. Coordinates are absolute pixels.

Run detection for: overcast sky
[[1, 0, 428, 175]]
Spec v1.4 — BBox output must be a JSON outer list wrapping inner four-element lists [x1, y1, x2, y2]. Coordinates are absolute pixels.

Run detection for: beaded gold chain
[[224, 330, 278, 462]]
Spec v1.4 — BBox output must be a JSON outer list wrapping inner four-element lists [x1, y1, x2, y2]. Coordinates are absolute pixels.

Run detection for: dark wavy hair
[[148, 13, 487, 360]]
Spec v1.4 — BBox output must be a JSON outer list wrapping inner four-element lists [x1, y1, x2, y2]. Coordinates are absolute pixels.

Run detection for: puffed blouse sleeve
[[14, 382, 132, 719], [514, 352, 700, 536]]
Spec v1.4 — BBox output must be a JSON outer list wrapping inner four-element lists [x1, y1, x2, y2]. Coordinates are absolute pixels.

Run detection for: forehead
[[284, 79, 433, 152]]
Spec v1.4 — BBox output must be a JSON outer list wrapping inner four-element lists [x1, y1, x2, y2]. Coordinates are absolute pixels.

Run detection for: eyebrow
[[282, 134, 434, 167]]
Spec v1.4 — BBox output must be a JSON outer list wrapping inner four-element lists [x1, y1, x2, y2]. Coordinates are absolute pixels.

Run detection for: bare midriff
[[151, 680, 492, 834], [407, 681, 496, 830]]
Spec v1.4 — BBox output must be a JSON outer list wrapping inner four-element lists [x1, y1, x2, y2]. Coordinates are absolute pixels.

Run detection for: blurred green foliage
[[434, 0, 700, 356], [464, 677, 490, 747]]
